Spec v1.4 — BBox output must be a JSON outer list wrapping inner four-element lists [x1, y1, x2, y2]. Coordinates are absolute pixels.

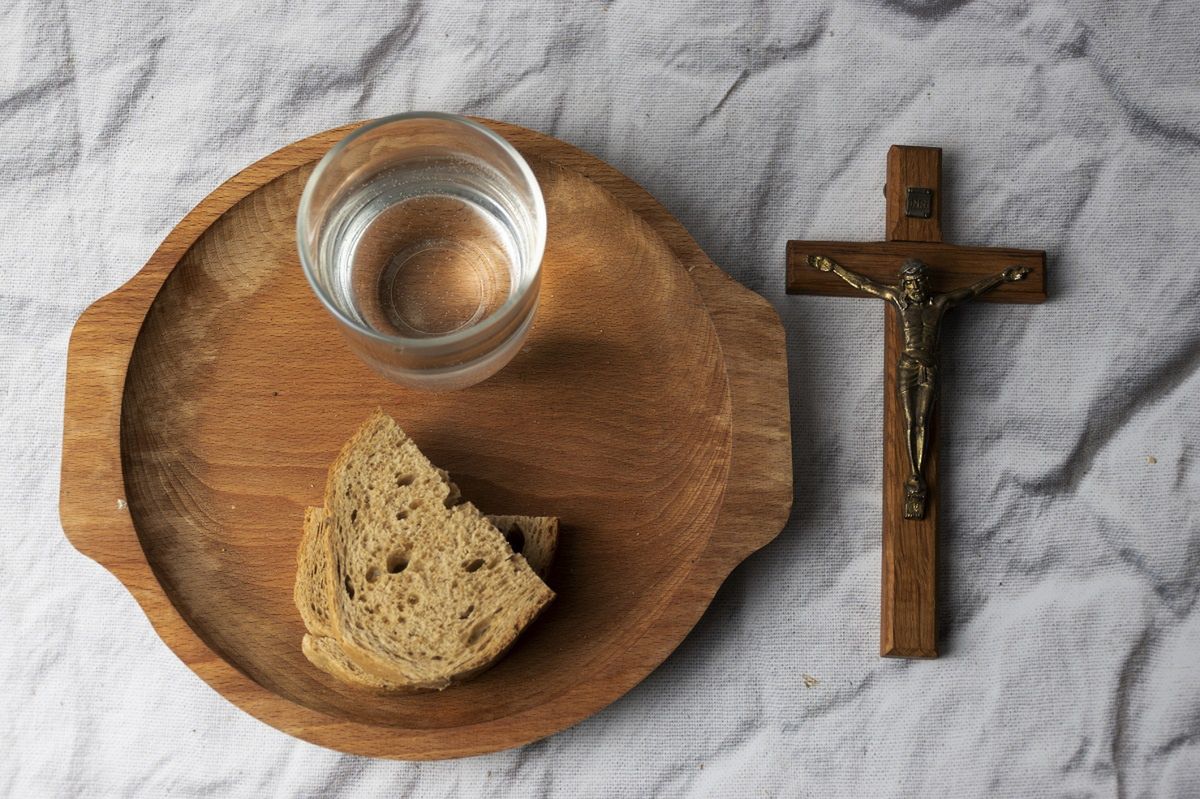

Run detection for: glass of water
[[297, 112, 546, 390]]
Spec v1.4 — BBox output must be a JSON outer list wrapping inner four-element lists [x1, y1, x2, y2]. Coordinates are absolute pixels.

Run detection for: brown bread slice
[[294, 506, 336, 639], [322, 410, 555, 691], [296, 509, 558, 690], [301, 632, 398, 690]]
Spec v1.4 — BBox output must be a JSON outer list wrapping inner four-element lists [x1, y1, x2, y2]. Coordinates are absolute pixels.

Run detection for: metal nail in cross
[[786, 145, 1048, 658]]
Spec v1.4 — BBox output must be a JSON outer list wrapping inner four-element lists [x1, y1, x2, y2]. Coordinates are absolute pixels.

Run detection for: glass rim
[[296, 111, 547, 352]]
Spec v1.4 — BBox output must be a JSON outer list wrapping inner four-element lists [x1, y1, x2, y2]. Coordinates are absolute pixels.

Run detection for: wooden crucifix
[[787, 145, 1047, 658]]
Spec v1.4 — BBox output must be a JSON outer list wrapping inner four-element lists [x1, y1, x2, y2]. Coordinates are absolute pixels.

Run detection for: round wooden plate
[[60, 120, 792, 759]]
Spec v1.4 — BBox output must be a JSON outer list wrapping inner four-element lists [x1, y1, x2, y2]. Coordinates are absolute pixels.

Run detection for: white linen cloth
[[2, 2, 1198, 796]]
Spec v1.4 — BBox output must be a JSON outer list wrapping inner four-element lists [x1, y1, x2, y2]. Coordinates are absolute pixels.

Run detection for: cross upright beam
[[787, 145, 1047, 658]]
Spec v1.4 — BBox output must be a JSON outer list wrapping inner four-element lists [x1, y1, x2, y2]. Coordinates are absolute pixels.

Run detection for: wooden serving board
[[60, 120, 792, 759]]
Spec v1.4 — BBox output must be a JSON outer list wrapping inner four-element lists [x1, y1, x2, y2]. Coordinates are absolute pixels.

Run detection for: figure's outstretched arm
[[808, 255, 897, 301], [941, 265, 1031, 308]]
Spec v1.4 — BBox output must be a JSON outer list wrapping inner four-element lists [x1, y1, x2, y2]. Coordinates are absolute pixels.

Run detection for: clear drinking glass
[[297, 112, 546, 390]]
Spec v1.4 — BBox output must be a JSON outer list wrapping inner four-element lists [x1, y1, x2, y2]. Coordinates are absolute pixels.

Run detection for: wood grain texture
[[885, 144, 942, 242], [60, 120, 793, 759], [786, 145, 1047, 659]]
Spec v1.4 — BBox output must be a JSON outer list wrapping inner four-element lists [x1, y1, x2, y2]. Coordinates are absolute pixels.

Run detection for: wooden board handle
[[60, 288, 147, 569]]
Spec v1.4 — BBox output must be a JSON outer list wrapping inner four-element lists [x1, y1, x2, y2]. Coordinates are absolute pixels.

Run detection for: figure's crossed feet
[[903, 476, 927, 520]]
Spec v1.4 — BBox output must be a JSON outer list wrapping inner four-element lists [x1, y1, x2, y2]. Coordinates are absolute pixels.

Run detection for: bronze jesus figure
[[808, 255, 1031, 519]]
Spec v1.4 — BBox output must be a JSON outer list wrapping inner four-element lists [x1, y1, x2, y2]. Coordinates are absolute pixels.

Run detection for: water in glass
[[319, 159, 524, 338]]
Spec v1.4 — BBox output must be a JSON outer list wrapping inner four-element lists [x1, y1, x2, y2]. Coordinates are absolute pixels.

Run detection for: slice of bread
[[302, 632, 399, 691], [296, 508, 558, 690], [294, 507, 336, 639], [320, 410, 555, 691]]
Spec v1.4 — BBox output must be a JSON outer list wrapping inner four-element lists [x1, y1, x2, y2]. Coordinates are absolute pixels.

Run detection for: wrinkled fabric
[[2, 2, 1198, 797]]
